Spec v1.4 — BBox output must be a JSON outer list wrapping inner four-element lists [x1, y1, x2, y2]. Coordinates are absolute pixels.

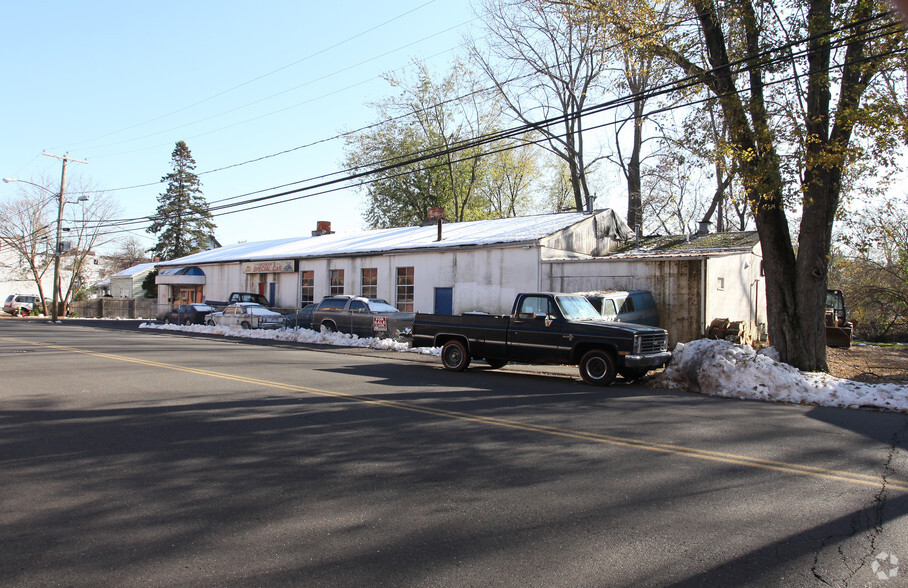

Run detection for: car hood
[[570, 318, 666, 336]]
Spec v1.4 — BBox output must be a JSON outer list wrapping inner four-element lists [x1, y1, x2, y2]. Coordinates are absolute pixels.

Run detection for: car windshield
[[367, 301, 401, 312], [555, 295, 601, 321]]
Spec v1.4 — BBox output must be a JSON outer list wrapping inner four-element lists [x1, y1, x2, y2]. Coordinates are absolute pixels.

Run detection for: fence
[[69, 297, 167, 319]]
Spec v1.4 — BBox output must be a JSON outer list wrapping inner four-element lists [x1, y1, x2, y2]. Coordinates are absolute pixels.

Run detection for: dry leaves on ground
[[827, 345, 908, 384]]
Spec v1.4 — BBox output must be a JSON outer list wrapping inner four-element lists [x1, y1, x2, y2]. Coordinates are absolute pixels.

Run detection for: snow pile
[[139, 322, 441, 355], [653, 339, 908, 411]]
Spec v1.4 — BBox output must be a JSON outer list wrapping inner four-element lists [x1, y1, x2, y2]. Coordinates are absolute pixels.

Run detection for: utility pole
[[43, 151, 87, 323]]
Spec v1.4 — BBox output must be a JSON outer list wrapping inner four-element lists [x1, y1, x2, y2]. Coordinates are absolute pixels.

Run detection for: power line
[[67, 11, 908, 240]]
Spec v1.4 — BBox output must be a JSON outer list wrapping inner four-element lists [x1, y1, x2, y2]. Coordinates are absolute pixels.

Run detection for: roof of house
[[110, 262, 158, 278], [609, 231, 761, 259], [157, 211, 630, 266]]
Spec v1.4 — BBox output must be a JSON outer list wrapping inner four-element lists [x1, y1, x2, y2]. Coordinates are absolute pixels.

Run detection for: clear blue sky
[[2, 1, 480, 251]]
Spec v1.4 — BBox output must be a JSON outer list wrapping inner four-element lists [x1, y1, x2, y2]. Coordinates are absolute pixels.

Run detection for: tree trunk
[[626, 98, 644, 230]]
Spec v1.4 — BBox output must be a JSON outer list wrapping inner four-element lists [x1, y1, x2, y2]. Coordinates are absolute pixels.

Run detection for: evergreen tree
[[147, 141, 216, 260]]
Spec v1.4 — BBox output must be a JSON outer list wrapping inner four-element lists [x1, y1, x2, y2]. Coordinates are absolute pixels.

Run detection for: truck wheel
[[485, 358, 508, 369], [322, 321, 336, 333], [579, 349, 617, 386], [184, 319, 193, 326], [240, 321, 252, 329], [441, 340, 471, 371]]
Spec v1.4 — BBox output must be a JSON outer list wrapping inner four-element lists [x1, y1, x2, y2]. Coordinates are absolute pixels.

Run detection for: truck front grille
[[637, 333, 669, 354]]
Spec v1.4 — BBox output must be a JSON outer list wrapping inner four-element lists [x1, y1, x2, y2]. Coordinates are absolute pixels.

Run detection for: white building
[[0, 243, 55, 301], [155, 211, 767, 344], [107, 262, 157, 298]]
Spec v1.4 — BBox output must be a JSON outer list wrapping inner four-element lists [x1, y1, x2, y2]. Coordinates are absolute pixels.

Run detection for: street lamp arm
[[3, 177, 58, 197]]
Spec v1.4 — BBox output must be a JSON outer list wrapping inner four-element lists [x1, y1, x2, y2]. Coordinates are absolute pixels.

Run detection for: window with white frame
[[361, 267, 377, 298], [300, 270, 314, 305], [330, 269, 344, 295], [396, 266, 414, 311]]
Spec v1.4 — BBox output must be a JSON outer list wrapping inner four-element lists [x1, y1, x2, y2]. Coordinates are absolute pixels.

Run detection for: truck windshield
[[555, 295, 601, 320]]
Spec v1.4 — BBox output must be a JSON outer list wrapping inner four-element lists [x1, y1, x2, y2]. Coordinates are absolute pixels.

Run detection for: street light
[[3, 171, 88, 322]]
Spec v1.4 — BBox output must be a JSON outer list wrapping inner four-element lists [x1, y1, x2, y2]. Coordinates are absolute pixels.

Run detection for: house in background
[[107, 262, 157, 298], [0, 243, 54, 301], [154, 211, 767, 344]]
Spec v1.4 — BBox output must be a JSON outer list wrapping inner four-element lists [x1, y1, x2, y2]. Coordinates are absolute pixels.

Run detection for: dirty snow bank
[[139, 322, 441, 355], [652, 339, 908, 411]]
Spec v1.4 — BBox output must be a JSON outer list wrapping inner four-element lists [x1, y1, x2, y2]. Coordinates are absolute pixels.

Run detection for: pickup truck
[[411, 292, 671, 386], [205, 292, 270, 308]]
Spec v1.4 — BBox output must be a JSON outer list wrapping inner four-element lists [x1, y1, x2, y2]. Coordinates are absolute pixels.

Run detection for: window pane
[[330, 269, 344, 296], [361, 267, 377, 298], [300, 270, 314, 305], [396, 266, 414, 312]]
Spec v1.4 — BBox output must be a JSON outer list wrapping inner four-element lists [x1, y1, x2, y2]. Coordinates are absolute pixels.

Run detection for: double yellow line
[[6, 335, 907, 492]]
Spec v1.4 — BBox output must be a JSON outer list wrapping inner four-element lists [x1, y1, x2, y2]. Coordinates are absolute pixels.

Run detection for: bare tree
[[0, 175, 120, 315], [0, 181, 55, 313], [471, 0, 606, 212]]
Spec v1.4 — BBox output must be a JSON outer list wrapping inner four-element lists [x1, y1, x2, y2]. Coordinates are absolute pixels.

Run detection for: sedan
[[205, 302, 284, 330], [283, 303, 316, 329], [160, 303, 216, 325]]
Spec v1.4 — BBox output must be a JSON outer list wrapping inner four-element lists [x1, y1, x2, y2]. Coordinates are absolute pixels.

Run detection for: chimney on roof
[[696, 220, 712, 237], [427, 207, 445, 241], [312, 221, 334, 237]]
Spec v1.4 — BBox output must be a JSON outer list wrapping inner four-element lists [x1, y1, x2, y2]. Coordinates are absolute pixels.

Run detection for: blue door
[[269, 283, 276, 306], [434, 287, 453, 315]]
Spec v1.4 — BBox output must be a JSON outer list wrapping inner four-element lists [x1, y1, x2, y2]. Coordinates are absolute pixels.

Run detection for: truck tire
[[240, 321, 252, 329], [579, 349, 617, 386], [485, 358, 508, 369], [441, 340, 471, 371], [322, 321, 336, 333]]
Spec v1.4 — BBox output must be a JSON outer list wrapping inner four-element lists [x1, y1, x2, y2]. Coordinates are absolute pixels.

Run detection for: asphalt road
[[2, 319, 908, 587]]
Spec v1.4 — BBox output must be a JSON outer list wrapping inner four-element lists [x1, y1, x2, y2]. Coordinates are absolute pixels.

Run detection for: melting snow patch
[[139, 322, 440, 355], [652, 339, 908, 411]]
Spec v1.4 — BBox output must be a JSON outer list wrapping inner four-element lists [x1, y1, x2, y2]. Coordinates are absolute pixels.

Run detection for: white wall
[[292, 246, 540, 314], [1, 246, 63, 302], [704, 250, 767, 343]]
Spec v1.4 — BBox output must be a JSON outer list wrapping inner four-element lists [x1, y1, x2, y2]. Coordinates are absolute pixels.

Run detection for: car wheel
[[579, 349, 617, 386], [441, 340, 471, 371], [321, 321, 336, 333], [620, 368, 649, 381], [240, 321, 252, 329], [206, 320, 215, 326], [184, 319, 193, 326], [485, 358, 508, 369], [163, 317, 171, 324]]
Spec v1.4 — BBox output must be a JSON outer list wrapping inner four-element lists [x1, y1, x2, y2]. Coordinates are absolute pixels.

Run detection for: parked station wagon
[[205, 302, 284, 330]]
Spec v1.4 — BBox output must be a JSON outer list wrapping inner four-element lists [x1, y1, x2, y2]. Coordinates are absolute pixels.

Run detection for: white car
[[3, 294, 45, 316], [204, 302, 284, 330]]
